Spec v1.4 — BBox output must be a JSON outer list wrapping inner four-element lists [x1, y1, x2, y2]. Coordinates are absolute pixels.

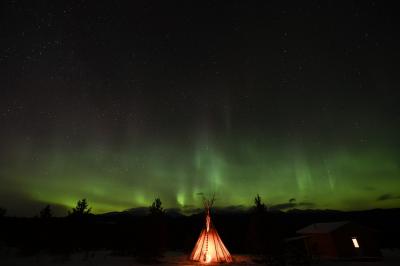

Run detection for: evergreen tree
[[137, 198, 166, 261], [69, 198, 91, 217], [40, 205, 52, 219], [149, 198, 164, 216]]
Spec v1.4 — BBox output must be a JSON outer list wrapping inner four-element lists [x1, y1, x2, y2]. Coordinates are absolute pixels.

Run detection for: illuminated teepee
[[189, 197, 233, 263]]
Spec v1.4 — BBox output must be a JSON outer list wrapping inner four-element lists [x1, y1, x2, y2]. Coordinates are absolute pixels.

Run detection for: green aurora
[[1, 133, 399, 216]]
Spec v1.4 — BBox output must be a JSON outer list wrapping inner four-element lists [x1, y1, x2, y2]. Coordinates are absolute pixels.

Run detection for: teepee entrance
[[189, 197, 233, 263]]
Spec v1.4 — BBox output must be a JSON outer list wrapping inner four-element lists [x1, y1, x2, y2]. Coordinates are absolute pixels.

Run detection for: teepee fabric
[[190, 204, 232, 263]]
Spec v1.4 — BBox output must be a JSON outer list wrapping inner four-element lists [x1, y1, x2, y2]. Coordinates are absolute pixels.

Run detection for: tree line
[[0, 193, 266, 219]]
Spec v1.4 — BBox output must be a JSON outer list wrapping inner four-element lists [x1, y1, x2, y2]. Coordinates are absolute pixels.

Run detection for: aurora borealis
[[2, 131, 400, 216], [1, 1, 400, 216]]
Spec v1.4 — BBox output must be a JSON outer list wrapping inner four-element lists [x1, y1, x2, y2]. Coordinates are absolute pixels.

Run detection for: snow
[[0, 249, 399, 266], [0, 250, 258, 266]]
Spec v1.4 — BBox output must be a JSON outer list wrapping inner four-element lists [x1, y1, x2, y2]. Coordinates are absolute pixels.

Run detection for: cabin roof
[[297, 221, 350, 234]]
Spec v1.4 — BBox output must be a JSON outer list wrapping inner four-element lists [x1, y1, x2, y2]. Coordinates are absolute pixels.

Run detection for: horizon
[[2, 198, 400, 218]]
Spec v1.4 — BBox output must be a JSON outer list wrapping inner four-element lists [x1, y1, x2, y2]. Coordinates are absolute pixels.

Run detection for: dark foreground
[[0, 208, 399, 265], [0, 250, 400, 266]]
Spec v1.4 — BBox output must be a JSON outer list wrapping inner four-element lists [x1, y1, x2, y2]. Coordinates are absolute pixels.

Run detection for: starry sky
[[1, 1, 400, 216]]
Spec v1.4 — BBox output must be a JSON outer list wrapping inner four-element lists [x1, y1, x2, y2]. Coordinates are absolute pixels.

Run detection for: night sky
[[1, 1, 400, 216]]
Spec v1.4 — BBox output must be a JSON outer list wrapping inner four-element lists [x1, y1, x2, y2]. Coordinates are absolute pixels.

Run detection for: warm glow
[[190, 205, 233, 263], [205, 253, 212, 263], [352, 237, 359, 248]]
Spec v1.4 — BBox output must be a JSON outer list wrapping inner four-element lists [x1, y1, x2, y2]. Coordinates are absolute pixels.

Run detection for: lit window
[[352, 237, 359, 248]]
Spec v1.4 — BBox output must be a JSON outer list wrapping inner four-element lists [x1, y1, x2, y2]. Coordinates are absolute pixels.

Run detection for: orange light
[[189, 206, 233, 263], [205, 253, 212, 263], [206, 215, 210, 232]]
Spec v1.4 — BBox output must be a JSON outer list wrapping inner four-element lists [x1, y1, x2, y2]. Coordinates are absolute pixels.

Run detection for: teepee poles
[[189, 194, 233, 263]]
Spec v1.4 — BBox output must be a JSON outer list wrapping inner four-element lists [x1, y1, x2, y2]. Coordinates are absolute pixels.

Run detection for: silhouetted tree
[[149, 198, 164, 216], [0, 207, 6, 218], [66, 199, 93, 258], [40, 205, 52, 219], [137, 198, 166, 262], [68, 198, 91, 217], [254, 194, 267, 213], [248, 195, 285, 264]]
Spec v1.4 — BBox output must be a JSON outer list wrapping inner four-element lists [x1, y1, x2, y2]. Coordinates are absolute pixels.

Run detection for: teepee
[[189, 197, 233, 263]]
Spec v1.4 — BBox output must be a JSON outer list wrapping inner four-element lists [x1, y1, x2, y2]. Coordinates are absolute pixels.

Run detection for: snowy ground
[[0, 249, 399, 266]]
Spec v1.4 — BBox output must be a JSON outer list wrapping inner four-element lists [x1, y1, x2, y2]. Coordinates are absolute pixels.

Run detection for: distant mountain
[[98, 207, 149, 217], [124, 207, 150, 216], [97, 205, 252, 218], [212, 205, 250, 215], [97, 206, 400, 220]]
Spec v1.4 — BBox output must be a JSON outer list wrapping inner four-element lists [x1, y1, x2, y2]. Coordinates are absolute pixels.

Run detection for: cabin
[[287, 221, 381, 260]]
